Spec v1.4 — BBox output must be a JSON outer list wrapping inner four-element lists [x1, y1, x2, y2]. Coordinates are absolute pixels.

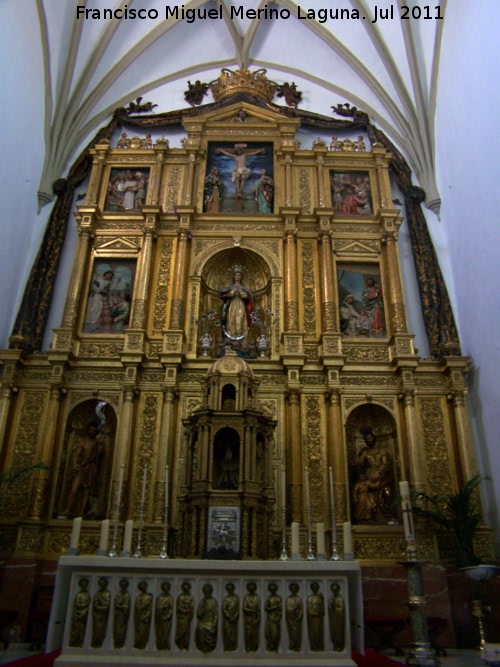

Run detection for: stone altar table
[[47, 556, 363, 666]]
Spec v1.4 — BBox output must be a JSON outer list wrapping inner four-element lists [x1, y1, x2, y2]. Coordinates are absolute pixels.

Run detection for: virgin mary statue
[[219, 267, 254, 340]]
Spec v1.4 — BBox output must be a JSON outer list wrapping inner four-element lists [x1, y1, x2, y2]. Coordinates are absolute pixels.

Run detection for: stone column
[[284, 230, 299, 331], [169, 230, 191, 329], [318, 232, 337, 332], [286, 388, 303, 522]]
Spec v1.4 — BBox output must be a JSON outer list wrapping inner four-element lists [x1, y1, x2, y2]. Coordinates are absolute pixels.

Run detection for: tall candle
[[70, 517, 82, 550], [399, 481, 412, 540], [291, 521, 300, 555], [123, 520, 134, 554], [316, 522, 326, 554], [116, 464, 125, 511], [305, 468, 311, 509], [281, 467, 286, 508], [98, 519, 110, 552], [343, 521, 353, 554], [165, 466, 169, 509], [140, 467, 148, 507], [329, 466, 335, 513]]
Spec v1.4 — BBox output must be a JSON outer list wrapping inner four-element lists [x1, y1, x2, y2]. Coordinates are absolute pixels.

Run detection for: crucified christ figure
[[215, 144, 266, 197]]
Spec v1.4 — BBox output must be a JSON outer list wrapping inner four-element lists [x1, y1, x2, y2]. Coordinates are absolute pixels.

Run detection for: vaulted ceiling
[[36, 0, 446, 214]]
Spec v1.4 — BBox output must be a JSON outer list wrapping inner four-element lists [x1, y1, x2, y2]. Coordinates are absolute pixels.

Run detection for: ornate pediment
[[94, 237, 141, 254], [333, 239, 380, 256]]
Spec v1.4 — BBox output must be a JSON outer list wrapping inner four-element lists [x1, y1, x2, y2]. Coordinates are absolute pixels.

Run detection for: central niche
[[213, 427, 240, 490], [198, 248, 272, 358]]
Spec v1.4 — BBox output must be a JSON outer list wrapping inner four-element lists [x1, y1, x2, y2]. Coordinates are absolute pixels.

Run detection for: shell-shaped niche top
[[207, 348, 254, 379]]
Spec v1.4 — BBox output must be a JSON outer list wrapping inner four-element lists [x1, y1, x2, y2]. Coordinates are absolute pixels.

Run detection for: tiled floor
[[0, 645, 491, 666]]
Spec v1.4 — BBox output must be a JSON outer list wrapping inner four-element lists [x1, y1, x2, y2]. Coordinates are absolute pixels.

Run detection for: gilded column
[[28, 386, 62, 519], [244, 425, 252, 482], [183, 151, 197, 205], [315, 152, 326, 208], [382, 228, 408, 333], [401, 390, 426, 494], [112, 388, 135, 517], [86, 151, 106, 206], [169, 229, 191, 329], [327, 390, 347, 522], [130, 224, 155, 330], [284, 153, 293, 207], [61, 227, 92, 328], [153, 387, 176, 521], [286, 388, 303, 522], [318, 232, 337, 332], [284, 230, 299, 331], [0, 386, 14, 452], [452, 391, 478, 482]]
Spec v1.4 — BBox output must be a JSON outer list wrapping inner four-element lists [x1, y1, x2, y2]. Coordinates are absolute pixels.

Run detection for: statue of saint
[[195, 583, 218, 653], [175, 582, 195, 650], [328, 583, 346, 651], [306, 582, 325, 651], [253, 169, 274, 213], [242, 582, 261, 652], [222, 583, 239, 651], [155, 581, 173, 650], [91, 577, 111, 648], [285, 582, 303, 652], [134, 580, 152, 649], [264, 582, 282, 652], [352, 425, 397, 524], [69, 578, 90, 647], [219, 267, 254, 341], [113, 579, 130, 649]]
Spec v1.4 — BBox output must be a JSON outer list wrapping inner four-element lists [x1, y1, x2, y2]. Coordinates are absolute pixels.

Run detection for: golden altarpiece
[[0, 69, 492, 647]]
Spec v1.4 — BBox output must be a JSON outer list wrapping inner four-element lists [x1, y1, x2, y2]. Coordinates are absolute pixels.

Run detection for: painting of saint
[[337, 264, 386, 338], [83, 259, 136, 334], [105, 168, 150, 211], [205, 142, 274, 213], [331, 171, 372, 216]]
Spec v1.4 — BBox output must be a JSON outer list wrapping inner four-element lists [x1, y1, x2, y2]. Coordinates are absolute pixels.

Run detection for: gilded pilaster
[[318, 231, 337, 333], [169, 227, 192, 330], [284, 230, 299, 331]]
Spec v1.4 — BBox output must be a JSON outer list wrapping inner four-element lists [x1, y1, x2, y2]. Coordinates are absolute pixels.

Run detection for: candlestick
[[122, 519, 133, 557], [305, 469, 315, 560], [399, 480, 417, 560], [67, 516, 82, 555], [134, 467, 148, 558], [343, 521, 353, 560], [108, 464, 125, 557], [329, 466, 340, 560], [96, 519, 110, 556], [281, 467, 286, 508], [279, 507, 289, 561], [159, 466, 170, 559], [291, 521, 301, 560], [305, 467, 311, 509]]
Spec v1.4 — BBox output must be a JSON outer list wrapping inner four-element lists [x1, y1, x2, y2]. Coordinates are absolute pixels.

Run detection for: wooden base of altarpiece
[[47, 557, 363, 667]]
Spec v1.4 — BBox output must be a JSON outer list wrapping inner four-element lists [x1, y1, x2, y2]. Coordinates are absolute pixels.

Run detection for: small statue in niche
[[91, 577, 111, 648], [222, 583, 239, 651], [113, 578, 131, 649], [134, 580, 153, 649], [175, 582, 195, 650], [215, 442, 240, 490], [219, 267, 254, 342], [328, 583, 346, 651], [306, 582, 325, 651], [253, 169, 274, 214], [352, 425, 397, 524], [285, 582, 303, 652], [195, 583, 218, 653], [265, 582, 282, 652], [243, 582, 261, 652], [69, 578, 90, 648], [155, 581, 173, 650]]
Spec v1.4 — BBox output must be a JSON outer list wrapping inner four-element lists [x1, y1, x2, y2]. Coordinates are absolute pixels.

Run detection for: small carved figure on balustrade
[[155, 581, 173, 650], [243, 582, 261, 652], [328, 583, 346, 651], [113, 578, 130, 649], [175, 582, 195, 650], [286, 582, 303, 652], [265, 582, 282, 652], [69, 578, 90, 647], [222, 583, 239, 651], [195, 583, 218, 653], [91, 577, 111, 648], [134, 580, 152, 649], [307, 582, 325, 651]]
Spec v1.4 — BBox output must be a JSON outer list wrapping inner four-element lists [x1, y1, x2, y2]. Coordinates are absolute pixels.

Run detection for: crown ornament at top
[[209, 68, 278, 103]]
